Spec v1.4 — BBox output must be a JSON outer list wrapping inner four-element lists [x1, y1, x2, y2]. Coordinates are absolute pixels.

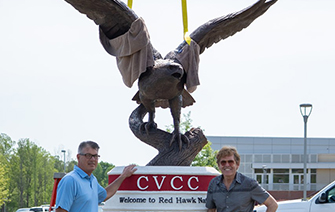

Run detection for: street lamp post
[[299, 103, 312, 201], [61, 150, 66, 173], [262, 165, 267, 188]]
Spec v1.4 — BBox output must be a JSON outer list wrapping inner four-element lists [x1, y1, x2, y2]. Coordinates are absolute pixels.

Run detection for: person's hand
[[104, 164, 138, 200], [121, 164, 137, 178]]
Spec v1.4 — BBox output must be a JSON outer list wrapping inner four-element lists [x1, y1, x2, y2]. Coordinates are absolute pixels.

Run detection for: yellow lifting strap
[[181, 0, 191, 45], [127, 0, 190, 45], [127, 0, 133, 9]]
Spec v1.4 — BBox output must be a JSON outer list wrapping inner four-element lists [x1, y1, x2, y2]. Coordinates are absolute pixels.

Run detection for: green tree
[[66, 159, 77, 173], [53, 155, 64, 173], [192, 141, 218, 170], [0, 133, 14, 210], [0, 160, 9, 207], [93, 161, 115, 187], [53, 154, 77, 174], [31, 148, 55, 206], [0, 134, 80, 211], [166, 111, 194, 133], [165, 112, 217, 169], [8, 139, 55, 209], [0, 133, 15, 160]]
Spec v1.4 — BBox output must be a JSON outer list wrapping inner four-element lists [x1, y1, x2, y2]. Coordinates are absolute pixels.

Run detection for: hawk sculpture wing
[[163, 0, 277, 93], [64, 0, 137, 39], [188, 0, 278, 54]]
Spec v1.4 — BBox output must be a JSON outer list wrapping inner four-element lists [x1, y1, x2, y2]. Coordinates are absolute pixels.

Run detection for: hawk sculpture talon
[[169, 130, 190, 151], [139, 121, 157, 135]]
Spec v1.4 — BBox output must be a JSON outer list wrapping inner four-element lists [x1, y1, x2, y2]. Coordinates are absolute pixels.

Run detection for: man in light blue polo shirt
[[55, 141, 137, 212]]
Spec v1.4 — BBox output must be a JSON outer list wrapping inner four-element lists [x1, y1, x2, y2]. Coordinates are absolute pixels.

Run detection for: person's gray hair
[[78, 141, 100, 154]]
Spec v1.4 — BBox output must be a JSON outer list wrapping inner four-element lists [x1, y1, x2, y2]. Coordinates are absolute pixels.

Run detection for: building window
[[254, 169, 270, 184], [273, 155, 281, 163], [239, 154, 253, 175], [245, 163, 253, 173], [272, 154, 290, 163], [311, 169, 316, 183], [282, 155, 290, 163], [246, 155, 252, 162], [263, 155, 271, 163], [273, 169, 289, 183], [292, 154, 300, 163], [292, 169, 303, 174], [292, 169, 304, 186], [310, 155, 318, 163], [254, 155, 262, 163], [240, 155, 245, 163]]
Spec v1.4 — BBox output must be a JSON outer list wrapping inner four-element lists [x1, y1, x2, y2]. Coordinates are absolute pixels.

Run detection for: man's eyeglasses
[[79, 153, 100, 160], [220, 160, 235, 166]]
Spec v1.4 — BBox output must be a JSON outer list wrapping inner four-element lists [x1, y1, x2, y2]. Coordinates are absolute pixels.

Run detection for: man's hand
[[104, 164, 137, 201], [120, 164, 137, 178]]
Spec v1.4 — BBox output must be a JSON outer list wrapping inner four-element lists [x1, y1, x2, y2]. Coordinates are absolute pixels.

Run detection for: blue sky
[[0, 0, 334, 165]]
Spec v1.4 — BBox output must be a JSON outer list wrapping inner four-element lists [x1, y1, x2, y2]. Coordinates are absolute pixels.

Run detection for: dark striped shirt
[[206, 172, 269, 212]]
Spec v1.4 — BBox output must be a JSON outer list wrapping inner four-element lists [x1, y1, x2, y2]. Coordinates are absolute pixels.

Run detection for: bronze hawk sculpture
[[63, 0, 277, 165]]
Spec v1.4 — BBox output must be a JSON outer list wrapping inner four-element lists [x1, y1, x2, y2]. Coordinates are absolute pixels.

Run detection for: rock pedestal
[[103, 166, 220, 212]]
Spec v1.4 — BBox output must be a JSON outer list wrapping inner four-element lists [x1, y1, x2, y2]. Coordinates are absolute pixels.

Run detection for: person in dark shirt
[[206, 146, 278, 212]]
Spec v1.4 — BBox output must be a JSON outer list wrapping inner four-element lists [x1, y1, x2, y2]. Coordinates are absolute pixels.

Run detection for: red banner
[[109, 174, 216, 192]]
